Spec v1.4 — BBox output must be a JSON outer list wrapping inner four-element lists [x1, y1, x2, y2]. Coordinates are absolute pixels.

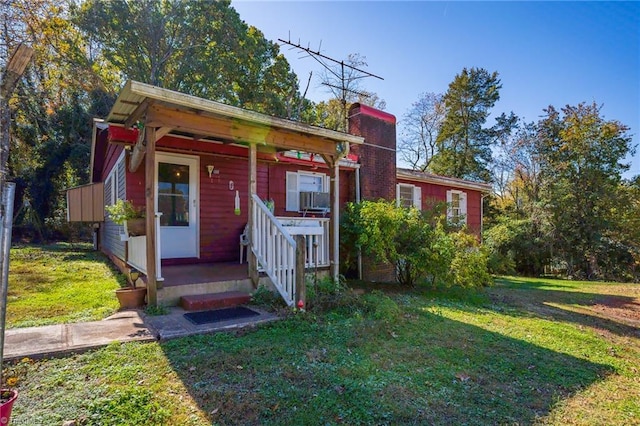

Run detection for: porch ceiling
[[106, 80, 364, 157]]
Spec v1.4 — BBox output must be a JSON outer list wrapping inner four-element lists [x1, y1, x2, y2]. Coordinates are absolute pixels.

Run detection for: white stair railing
[[251, 195, 296, 306]]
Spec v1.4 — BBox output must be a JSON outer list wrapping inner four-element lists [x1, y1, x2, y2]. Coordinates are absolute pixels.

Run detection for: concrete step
[[180, 291, 251, 311]]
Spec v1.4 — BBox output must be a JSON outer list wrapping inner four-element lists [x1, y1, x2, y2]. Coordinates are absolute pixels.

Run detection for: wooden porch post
[[145, 127, 158, 306], [295, 234, 306, 307], [248, 143, 258, 286], [331, 158, 340, 281]]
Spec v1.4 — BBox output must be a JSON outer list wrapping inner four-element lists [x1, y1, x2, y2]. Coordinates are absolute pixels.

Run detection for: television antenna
[[278, 35, 383, 130]]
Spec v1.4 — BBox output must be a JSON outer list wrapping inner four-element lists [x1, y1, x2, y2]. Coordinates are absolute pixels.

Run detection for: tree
[[430, 67, 506, 181], [3, 1, 116, 240], [536, 102, 635, 279], [314, 53, 385, 131], [398, 92, 445, 171], [75, 0, 302, 117]]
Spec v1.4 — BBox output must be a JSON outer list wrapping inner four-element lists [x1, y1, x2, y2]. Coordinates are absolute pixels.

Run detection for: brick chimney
[[348, 103, 398, 282], [348, 103, 397, 201]]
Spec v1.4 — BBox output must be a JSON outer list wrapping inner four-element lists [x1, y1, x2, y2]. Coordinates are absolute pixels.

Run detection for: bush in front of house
[[341, 200, 491, 289]]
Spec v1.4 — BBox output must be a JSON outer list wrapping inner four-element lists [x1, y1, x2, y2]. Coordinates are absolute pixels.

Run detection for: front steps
[[180, 291, 252, 311]]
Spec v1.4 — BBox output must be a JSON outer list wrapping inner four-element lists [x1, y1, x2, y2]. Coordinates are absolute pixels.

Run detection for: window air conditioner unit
[[299, 191, 330, 211]]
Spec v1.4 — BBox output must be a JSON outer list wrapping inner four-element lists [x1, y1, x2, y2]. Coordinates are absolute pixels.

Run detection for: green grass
[[6, 243, 124, 328], [4, 274, 639, 425]]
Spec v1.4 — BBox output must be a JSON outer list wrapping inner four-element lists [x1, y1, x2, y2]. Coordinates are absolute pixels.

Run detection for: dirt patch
[[591, 296, 640, 325]]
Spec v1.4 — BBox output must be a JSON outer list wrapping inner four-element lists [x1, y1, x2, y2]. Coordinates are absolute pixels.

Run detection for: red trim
[[349, 103, 396, 124], [108, 125, 139, 143]]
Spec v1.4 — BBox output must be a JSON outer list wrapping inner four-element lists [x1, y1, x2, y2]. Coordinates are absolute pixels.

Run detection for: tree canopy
[[75, 0, 302, 118], [429, 67, 504, 181]]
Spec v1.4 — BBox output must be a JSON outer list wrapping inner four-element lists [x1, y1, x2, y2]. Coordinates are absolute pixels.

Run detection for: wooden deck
[[160, 262, 249, 287]]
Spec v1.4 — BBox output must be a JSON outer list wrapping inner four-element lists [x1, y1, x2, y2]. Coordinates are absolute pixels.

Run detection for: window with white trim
[[396, 183, 422, 209], [105, 151, 126, 219], [286, 171, 329, 211], [446, 189, 467, 224]]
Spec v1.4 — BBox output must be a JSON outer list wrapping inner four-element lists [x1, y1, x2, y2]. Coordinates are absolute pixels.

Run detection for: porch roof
[[106, 80, 364, 157]]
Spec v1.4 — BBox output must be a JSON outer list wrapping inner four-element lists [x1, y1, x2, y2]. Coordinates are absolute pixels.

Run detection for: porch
[[156, 262, 253, 306], [99, 81, 365, 307], [129, 216, 331, 306]]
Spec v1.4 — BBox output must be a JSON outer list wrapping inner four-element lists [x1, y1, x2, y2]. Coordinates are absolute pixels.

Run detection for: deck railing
[[252, 195, 297, 306], [126, 213, 163, 281], [276, 217, 329, 268]]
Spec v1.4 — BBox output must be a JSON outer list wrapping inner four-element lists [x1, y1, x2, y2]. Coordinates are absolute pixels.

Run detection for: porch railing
[[126, 213, 163, 281], [251, 195, 296, 306], [276, 217, 329, 268]]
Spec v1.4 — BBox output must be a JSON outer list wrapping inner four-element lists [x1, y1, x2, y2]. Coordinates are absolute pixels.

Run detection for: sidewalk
[[3, 306, 279, 361], [3, 310, 154, 361]]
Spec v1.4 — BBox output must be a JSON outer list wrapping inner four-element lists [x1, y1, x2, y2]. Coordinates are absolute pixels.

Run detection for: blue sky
[[233, 1, 640, 178]]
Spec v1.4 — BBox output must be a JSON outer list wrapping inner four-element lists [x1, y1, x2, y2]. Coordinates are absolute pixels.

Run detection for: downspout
[[355, 165, 363, 280]]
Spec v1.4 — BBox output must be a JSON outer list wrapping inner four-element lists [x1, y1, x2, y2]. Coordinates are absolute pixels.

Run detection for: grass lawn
[[6, 243, 123, 328], [4, 272, 640, 425]]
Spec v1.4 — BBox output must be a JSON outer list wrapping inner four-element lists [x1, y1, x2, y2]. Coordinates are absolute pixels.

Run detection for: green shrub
[[251, 284, 287, 311], [342, 200, 491, 290], [450, 231, 492, 288], [360, 290, 401, 322], [306, 275, 359, 314]]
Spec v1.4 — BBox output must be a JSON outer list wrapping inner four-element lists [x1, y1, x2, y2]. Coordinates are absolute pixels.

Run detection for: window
[[396, 183, 422, 209], [158, 162, 190, 226], [105, 151, 126, 219], [286, 171, 329, 211], [446, 190, 467, 224]]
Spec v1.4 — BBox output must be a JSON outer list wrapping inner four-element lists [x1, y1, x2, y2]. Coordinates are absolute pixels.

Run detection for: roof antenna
[[278, 35, 383, 131]]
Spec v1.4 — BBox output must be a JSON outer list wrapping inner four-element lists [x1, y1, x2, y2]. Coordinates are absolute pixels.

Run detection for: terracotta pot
[[125, 218, 146, 236], [115, 287, 147, 309], [0, 389, 18, 425]]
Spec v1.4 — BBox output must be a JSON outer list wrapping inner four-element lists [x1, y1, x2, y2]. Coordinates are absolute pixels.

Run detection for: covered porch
[[105, 80, 364, 307]]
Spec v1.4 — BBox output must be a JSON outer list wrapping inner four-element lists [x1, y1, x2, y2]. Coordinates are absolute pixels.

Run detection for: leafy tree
[[75, 0, 302, 117], [398, 92, 445, 171], [536, 102, 635, 279], [430, 67, 510, 181], [5, 1, 116, 239]]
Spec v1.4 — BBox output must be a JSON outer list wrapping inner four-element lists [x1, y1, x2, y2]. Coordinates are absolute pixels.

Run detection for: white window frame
[[446, 189, 467, 225], [286, 170, 329, 212], [396, 183, 422, 210], [105, 151, 126, 223]]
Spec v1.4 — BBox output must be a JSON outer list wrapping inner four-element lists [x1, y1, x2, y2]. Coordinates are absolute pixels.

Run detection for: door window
[[158, 162, 190, 226]]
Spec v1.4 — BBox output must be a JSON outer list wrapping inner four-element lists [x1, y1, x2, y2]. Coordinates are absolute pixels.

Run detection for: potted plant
[[115, 268, 147, 309], [105, 199, 145, 236], [0, 388, 18, 425]]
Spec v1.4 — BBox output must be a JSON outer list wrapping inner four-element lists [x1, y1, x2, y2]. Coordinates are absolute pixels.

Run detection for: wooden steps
[[180, 291, 251, 311]]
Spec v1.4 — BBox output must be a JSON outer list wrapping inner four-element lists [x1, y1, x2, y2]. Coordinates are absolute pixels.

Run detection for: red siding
[[101, 144, 124, 182], [123, 141, 355, 263], [397, 177, 484, 235]]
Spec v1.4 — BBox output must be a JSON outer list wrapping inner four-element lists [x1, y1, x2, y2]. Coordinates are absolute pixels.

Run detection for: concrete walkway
[[3, 310, 154, 361], [3, 306, 279, 361]]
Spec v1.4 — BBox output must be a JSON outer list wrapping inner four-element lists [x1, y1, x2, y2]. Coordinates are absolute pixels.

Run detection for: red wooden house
[[67, 81, 490, 307]]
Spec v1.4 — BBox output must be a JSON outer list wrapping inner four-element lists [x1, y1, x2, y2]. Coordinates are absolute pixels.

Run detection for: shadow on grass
[[159, 310, 614, 425], [487, 278, 640, 338]]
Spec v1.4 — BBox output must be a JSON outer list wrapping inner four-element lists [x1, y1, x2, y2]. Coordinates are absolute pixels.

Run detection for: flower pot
[[115, 287, 147, 309], [125, 218, 146, 236], [0, 389, 18, 425]]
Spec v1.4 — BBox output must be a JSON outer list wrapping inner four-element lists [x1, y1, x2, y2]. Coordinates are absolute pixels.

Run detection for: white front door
[[156, 153, 199, 259]]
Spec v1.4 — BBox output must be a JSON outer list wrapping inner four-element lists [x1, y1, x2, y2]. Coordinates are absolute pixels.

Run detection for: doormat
[[184, 306, 260, 325]]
